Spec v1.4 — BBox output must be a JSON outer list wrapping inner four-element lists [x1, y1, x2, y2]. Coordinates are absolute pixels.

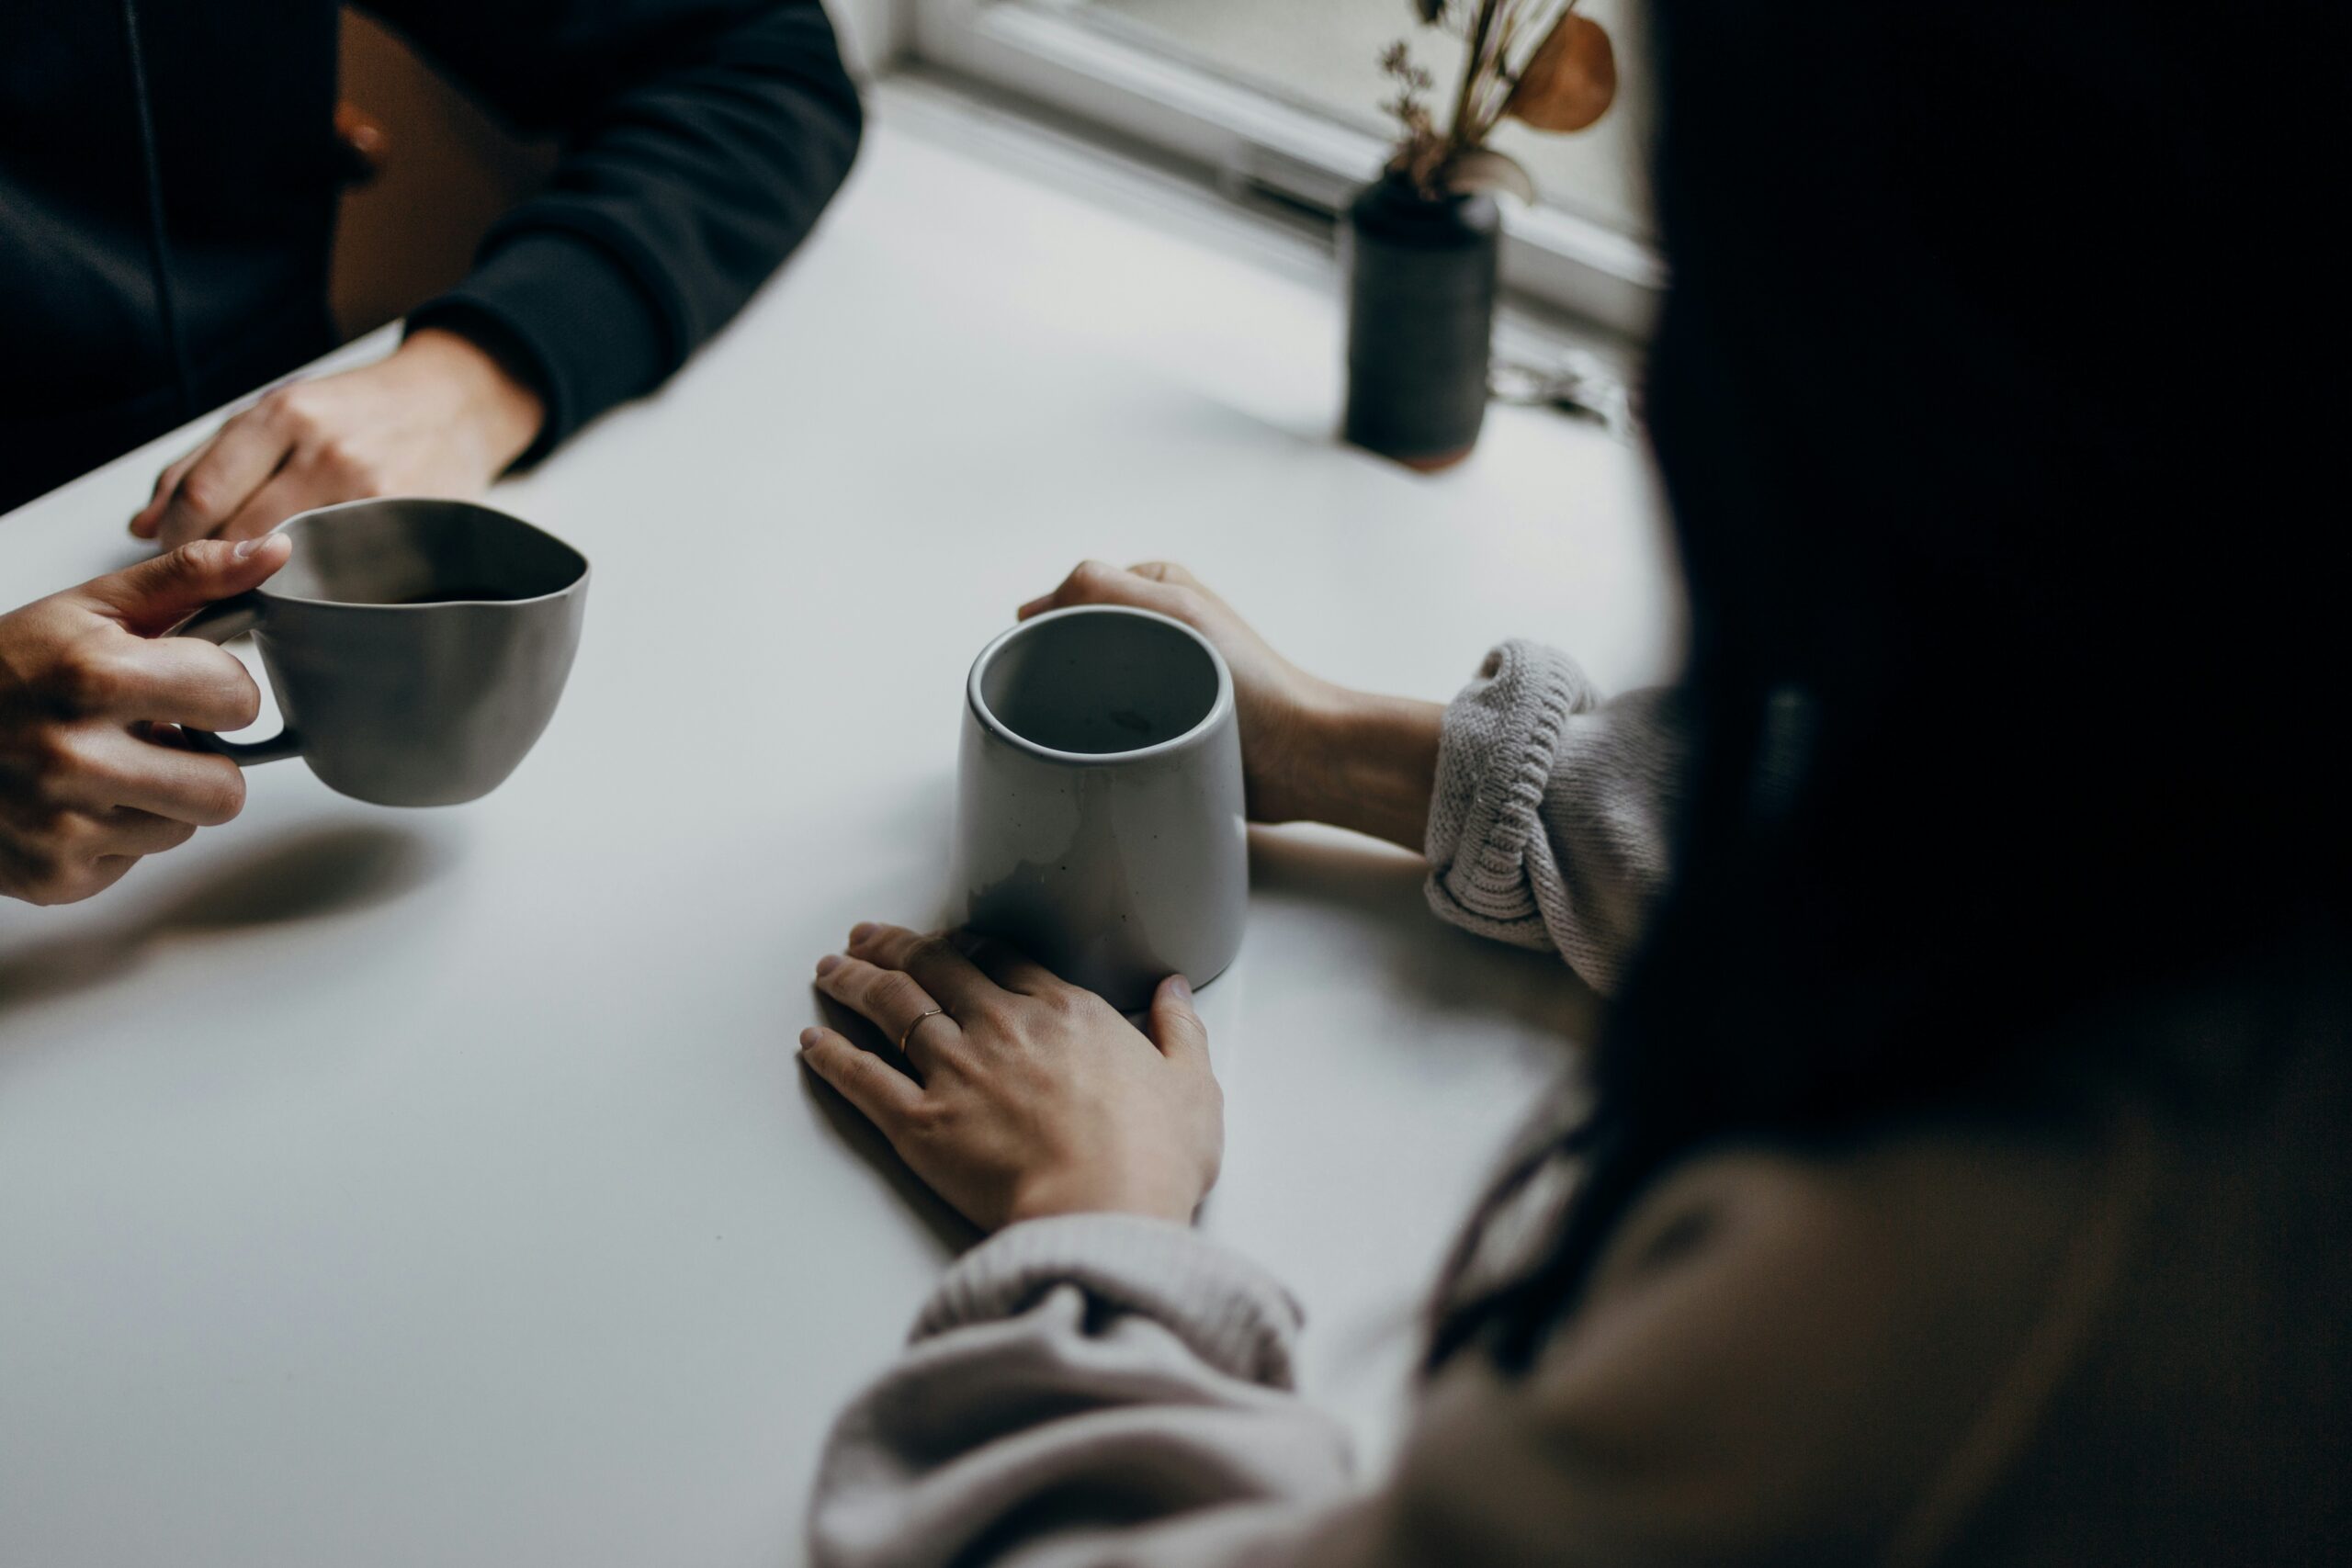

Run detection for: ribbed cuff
[[914, 1214, 1307, 1389], [409, 228, 673, 468], [1425, 638, 1597, 940]]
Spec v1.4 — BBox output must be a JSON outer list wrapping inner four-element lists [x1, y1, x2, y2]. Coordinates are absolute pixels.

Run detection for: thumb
[[77, 535, 293, 636], [1146, 974, 1209, 1066]]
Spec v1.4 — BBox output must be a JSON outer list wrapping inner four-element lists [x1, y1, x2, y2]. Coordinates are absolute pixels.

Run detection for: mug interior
[[269, 500, 586, 606], [978, 610, 1221, 756]]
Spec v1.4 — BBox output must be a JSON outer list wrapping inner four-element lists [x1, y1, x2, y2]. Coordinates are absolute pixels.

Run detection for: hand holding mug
[[801, 922, 1222, 1232], [0, 537, 288, 904], [1019, 561, 1443, 852], [175, 499, 591, 807], [1020, 561, 1339, 825]]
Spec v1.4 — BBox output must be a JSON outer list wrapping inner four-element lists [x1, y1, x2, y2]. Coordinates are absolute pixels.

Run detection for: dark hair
[[1432, 0, 2349, 1371]]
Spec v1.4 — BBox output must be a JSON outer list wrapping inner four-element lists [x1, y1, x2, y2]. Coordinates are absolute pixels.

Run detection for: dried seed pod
[[1444, 148, 1537, 204], [1507, 13, 1616, 132]]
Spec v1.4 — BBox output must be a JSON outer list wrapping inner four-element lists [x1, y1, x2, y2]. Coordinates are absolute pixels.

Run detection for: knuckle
[[1068, 560, 1115, 596], [874, 970, 929, 1016], [267, 387, 320, 436], [960, 993, 1015, 1032], [18, 853, 88, 907], [901, 1097, 954, 1141], [196, 763, 248, 824], [174, 471, 231, 525], [315, 438, 381, 491], [211, 665, 263, 730], [52, 648, 124, 713], [152, 542, 217, 595], [904, 934, 956, 973], [28, 727, 88, 791]]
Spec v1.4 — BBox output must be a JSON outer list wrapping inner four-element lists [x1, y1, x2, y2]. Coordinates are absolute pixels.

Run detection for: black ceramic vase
[[1340, 174, 1500, 471]]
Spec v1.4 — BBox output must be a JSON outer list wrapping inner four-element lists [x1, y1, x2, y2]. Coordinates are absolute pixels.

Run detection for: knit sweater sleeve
[[1423, 640, 1689, 995], [808, 1137, 2123, 1568], [809, 1214, 1356, 1568]]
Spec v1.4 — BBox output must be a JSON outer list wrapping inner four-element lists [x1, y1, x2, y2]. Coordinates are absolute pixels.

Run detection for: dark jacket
[[0, 0, 861, 513]]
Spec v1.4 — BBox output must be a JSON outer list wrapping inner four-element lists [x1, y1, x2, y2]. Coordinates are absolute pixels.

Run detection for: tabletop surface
[[0, 85, 1679, 1568]]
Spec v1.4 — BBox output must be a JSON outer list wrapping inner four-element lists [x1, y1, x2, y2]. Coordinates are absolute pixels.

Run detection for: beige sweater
[[808, 641, 2349, 1567]]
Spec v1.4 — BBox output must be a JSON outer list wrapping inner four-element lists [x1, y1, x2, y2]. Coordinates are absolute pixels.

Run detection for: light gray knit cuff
[[1425, 638, 1598, 943], [913, 1214, 1306, 1389]]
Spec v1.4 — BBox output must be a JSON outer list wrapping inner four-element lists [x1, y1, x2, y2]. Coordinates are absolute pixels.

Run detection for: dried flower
[[1505, 13, 1616, 133], [1380, 38, 1441, 161], [1383, 2, 1616, 199]]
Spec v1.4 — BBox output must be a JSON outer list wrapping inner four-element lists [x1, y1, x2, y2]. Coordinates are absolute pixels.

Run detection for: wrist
[[1292, 685, 1444, 852], [1004, 1173, 1200, 1230], [401, 327, 546, 473]]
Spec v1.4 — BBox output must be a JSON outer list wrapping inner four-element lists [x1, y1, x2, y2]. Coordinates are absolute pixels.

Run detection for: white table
[[0, 85, 1679, 1568]]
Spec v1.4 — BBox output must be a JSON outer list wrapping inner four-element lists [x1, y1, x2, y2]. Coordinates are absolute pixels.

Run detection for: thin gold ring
[[899, 1006, 946, 1055]]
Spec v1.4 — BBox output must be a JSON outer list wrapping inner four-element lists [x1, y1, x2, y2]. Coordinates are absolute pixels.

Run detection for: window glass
[[1058, 0, 1654, 237]]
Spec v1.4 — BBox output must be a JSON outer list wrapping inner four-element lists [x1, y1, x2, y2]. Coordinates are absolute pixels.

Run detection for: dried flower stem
[[1443, 1, 1503, 164], [1384, 0, 1601, 197]]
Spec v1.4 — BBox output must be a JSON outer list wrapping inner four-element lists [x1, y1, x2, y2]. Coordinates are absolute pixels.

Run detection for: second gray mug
[[955, 604, 1249, 1011], [175, 497, 591, 807]]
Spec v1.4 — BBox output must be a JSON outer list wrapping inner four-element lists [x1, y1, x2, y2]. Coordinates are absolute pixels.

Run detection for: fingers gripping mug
[[174, 498, 590, 807], [955, 604, 1249, 1011]]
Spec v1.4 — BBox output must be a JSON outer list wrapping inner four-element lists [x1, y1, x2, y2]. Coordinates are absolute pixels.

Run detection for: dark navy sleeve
[[372, 0, 862, 461]]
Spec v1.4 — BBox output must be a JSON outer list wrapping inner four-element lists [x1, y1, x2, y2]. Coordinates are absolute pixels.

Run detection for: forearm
[[1285, 687, 1445, 853]]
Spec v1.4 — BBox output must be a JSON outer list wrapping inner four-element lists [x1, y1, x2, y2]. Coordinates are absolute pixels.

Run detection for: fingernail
[[798, 1027, 822, 1050], [234, 536, 266, 558], [848, 921, 876, 944], [815, 953, 842, 976], [1168, 974, 1193, 1003]]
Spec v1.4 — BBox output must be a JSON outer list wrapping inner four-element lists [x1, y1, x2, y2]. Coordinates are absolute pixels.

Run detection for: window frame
[[907, 0, 1664, 338]]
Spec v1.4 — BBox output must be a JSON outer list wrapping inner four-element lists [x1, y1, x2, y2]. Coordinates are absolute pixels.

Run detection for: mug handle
[[173, 592, 303, 766]]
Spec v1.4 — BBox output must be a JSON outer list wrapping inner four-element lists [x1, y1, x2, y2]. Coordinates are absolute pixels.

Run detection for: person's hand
[[799, 922, 1222, 1232], [1020, 561, 1443, 850], [1020, 560, 1345, 823], [129, 328, 544, 550], [0, 536, 290, 905]]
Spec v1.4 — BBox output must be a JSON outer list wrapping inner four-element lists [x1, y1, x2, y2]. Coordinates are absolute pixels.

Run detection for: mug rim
[[252, 497, 590, 610], [967, 604, 1236, 765]]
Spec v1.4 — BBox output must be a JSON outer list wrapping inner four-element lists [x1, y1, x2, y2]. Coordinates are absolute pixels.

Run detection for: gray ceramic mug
[[174, 498, 590, 807], [955, 604, 1249, 1011]]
